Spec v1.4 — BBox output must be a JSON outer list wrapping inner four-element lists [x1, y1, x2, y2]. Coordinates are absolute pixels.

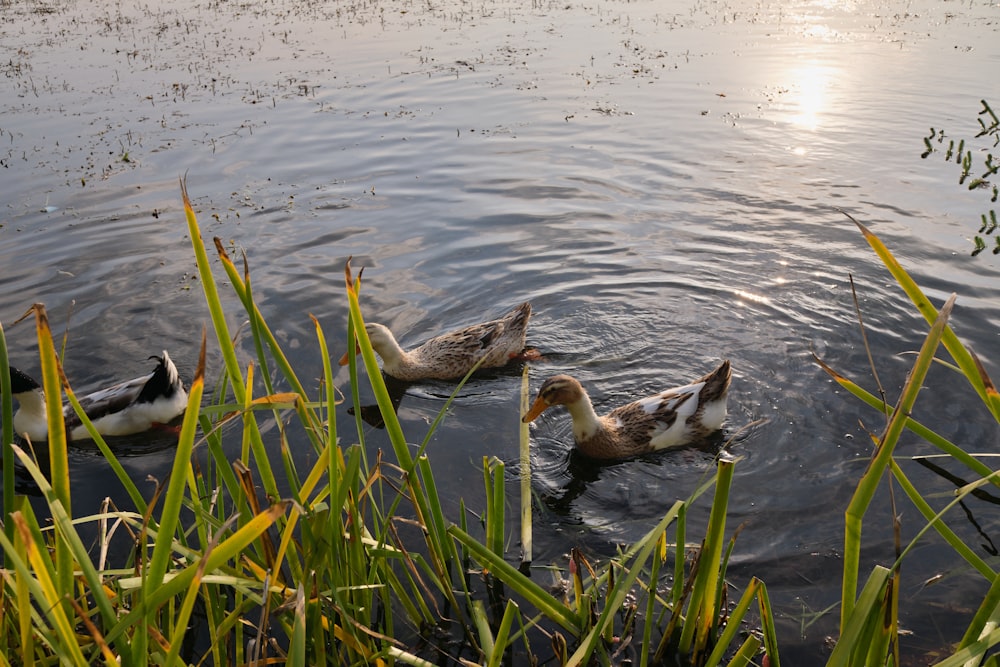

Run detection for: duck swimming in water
[[522, 360, 731, 460], [5, 351, 188, 441], [341, 302, 534, 381]]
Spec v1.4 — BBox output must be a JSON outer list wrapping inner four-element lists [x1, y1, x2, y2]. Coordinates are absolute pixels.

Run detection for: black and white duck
[[5, 351, 188, 441]]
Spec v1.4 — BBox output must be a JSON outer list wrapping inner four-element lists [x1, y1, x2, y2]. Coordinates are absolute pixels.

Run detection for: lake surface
[[2, 0, 999, 662]]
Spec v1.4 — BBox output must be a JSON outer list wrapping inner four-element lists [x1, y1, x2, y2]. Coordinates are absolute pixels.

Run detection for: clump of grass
[[814, 213, 1000, 665], [9, 182, 997, 664], [0, 180, 776, 665]]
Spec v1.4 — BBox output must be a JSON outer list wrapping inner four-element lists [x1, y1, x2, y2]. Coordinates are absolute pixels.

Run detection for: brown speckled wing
[[476, 322, 503, 349], [609, 394, 686, 455]]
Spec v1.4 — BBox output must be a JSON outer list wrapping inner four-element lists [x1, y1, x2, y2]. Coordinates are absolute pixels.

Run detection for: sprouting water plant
[[922, 100, 999, 256]]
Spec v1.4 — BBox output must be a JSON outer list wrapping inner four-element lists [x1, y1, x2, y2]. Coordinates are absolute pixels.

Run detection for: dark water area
[[3, 0, 1000, 662]]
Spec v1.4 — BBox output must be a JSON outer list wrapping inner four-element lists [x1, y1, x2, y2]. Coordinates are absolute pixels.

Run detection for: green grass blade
[[932, 626, 1000, 667], [6, 509, 88, 664], [309, 314, 338, 453], [144, 340, 206, 595], [705, 577, 761, 665], [956, 574, 1000, 660], [756, 576, 781, 667], [0, 318, 14, 566], [641, 532, 666, 667], [343, 262, 411, 470], [485, 457, 505, 556], [827, 566, 891, 667], [415, 455, 462, 588], [214, 239, 307, 401], [677, 458, 735, 658], [826, 565, 892, 667], [28, 304, 75, 599], [487, 599, 520, 667], [566, 502, 687, 665], [181, 178, 245, 404], [8, 446, 134, 660], [673, 502, 687, 609], [841, 294, 955, 631], [118, 499, 289, 616], [471, 600, 494, 663], [450, 524, 580, 632], [849, 214, 997, 420], [815, 355, 998, 485], [11, 501, 37, 662], [889, 459, 995, 579], [725, 635, 762, 667], [697, 458, 735, 656], [161, 550, 215, 667]]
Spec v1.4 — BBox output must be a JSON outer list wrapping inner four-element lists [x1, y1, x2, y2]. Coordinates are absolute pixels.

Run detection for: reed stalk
[[839, 293, 955, 631], [814, 216, 1000, 664], [519, 364, 532, 567], [19, 187, 1000, 665], [0, 319, 13, 569]]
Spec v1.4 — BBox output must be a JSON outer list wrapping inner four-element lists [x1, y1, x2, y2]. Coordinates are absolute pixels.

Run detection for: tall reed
[[814, 214, 1000, 665], [0, 179, 780, 664]]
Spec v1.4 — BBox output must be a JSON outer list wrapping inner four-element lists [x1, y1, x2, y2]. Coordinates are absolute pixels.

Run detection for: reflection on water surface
[[2, 0, 1000, 661]]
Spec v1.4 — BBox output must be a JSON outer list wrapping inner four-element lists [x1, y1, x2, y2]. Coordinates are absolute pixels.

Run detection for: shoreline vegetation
[[1, 184, 998, 665]]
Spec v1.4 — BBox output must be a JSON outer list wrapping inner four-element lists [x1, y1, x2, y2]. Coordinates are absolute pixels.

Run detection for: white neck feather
[[12, 388, 47, 437], [565, 393, 604, 442], [370, 329, 410, 372]]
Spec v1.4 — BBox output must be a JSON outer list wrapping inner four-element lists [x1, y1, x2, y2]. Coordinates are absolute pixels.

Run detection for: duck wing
[[61, 354, 183, 431], [602, 386, 703, 454], [423, 314, 515, 357], [473, 302, 531, 349], [64, 372, 153, 430], [473, 319, 507, 349], [418, 325, 503, 366], [614, 389, 694, 433]]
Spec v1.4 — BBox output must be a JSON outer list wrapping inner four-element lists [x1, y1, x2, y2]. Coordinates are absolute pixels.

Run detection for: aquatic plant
[[5, 182, 996, 664], [921, 99, 1000, 256], [0, 181, 775, 665], [815, 212, 1000, 665]]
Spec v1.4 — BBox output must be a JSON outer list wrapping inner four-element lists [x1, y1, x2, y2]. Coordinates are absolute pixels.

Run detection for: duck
[[522, 360, 731, 460], [5, 351, 189, 442], [340, 302, 534, 381]]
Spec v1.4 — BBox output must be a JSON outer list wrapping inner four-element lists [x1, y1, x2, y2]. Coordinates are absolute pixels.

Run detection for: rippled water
[[3, 0, 1000, 661]]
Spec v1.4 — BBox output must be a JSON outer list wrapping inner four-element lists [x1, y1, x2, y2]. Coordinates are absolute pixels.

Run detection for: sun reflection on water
[[788, 61, 834, 132], [733, 289, 771, 305]]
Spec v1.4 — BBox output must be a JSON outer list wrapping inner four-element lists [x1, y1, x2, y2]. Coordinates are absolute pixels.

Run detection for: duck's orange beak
[[521, 395, 549, 423], [338, 343, 361, 366]]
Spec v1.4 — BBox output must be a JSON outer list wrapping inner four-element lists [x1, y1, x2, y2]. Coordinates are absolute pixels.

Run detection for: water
[[3, 0, 1000, 661]]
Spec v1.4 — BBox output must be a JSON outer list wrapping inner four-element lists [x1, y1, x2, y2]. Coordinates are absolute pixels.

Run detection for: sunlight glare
[[733, 289, 770, 305], [789, 62, 832, 131]]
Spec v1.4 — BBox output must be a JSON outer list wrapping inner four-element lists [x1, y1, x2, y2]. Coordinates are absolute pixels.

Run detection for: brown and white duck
[[340, 302, 533, 381], [522, 360, 731, 459]]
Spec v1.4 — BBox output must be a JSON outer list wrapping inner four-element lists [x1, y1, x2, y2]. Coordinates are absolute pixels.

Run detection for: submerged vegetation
[[0, 186, 999, 664]]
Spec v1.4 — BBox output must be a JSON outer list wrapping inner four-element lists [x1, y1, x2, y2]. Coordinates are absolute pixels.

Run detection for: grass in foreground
[[0, 185, 997, 665]]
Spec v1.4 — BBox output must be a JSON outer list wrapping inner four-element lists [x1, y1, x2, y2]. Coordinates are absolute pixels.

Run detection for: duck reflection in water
[[536, 434, 728, 519]]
